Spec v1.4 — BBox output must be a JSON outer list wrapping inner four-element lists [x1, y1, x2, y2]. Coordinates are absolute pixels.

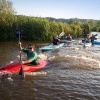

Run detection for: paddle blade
[[19, 67, 25, 79], [16, 30, 21, 38], [59, 32, 65, 37]]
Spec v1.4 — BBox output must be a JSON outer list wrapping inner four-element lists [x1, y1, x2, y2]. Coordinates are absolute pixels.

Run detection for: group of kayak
[[0, 33, 73, 77], [0, 32, 99, 78]]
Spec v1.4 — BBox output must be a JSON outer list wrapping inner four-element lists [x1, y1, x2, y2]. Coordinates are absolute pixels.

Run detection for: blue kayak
[[92, 41, 100, 45], [40, 43, 64, 51]]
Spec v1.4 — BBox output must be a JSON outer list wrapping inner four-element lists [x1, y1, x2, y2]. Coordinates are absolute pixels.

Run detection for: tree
[[0, 0, 16, 40], [0, 0, 15, 15], [81, 23, 91, 38]]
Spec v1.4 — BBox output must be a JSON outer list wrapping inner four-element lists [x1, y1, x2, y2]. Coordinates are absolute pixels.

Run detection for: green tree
[[0, 0, 15, 14], [81, 23, 91, 38], [0, 0, 16, 40]]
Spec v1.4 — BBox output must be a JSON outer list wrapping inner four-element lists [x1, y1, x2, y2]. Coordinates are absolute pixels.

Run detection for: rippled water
[[0, 39, 100, 100]]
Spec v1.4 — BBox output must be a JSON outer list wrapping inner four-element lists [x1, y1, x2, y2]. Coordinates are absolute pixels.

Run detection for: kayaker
[[90, 34, 98, 43], [85, 34, 91, 43], [65, 34, 72, 41], [52, 34, 61, 45], [19, 42, 39, 65]]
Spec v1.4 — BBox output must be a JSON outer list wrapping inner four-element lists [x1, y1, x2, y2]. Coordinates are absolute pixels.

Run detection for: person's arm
[[19, 42, 23, 51], [95, 34, 98, 36], [58, 38, 61, 42], [70, 36, 72, 40], [22, 59, 33, 64]]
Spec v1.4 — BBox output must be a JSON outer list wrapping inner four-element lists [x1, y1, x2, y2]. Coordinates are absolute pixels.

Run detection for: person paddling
[[19, 42, 39, 65], [85, 34, 91, 43], [90, 34, 98, 43], [65, 34, 72, 41], [52, 34, 61, 45]]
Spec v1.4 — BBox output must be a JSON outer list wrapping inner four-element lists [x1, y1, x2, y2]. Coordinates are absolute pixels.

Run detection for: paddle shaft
[[18, 31, 25, 79], [18, 31, 22, 64]]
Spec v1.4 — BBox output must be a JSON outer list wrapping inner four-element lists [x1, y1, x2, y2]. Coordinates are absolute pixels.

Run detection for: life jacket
[[52, 38, 59, 45]]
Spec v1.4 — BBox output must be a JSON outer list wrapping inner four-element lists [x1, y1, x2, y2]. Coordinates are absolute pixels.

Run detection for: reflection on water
[[0, 39, 100, 100]]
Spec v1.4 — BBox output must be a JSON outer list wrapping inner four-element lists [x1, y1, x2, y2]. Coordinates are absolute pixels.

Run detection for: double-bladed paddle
[[16, 30, 25, 79], [59, 31, 65, 38]]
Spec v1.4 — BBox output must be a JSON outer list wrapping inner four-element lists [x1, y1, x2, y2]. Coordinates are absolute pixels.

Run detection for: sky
[[12, 0, 100, 20]]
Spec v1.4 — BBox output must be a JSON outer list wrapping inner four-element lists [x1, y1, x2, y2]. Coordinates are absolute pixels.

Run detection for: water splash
[[37, 53, 48, 60], [25, 71, 47, 76], [49, 44, 100, 69], [0, 72, 13, 81]]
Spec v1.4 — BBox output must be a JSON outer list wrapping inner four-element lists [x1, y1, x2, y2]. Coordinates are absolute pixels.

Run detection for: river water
[[0, 35, 100, 100]]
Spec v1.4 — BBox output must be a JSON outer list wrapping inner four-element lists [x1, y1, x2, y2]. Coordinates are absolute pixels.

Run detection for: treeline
[[0, 14, 100, 41], [0, 0, 100, 41], [46, 17, 98, 23]]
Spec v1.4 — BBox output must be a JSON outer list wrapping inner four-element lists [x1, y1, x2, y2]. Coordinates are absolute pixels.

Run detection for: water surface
[[0, 39, 100, 100]]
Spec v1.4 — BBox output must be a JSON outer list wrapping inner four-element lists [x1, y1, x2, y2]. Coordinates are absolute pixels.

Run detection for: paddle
[[59, 31, 65, 38], [16, 30, 25, 79]]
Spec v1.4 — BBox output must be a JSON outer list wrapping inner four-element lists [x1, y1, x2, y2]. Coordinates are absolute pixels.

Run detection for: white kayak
[[83, 43, 92, 47]]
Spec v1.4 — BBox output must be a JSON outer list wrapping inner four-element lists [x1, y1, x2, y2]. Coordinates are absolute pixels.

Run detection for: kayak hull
[[83, 43, 92, 47], [92, 41, 100, 45], [0, 60, 48, 74], [40, 43, 64, 51]]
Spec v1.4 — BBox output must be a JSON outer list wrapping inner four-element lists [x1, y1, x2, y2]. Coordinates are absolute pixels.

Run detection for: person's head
[[87, 34, 90, 38], [28, 43, 35, 52], [54, 34, 58, 39]]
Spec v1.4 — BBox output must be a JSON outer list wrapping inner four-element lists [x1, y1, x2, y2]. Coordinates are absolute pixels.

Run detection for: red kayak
[[0, 60, 48, 74]]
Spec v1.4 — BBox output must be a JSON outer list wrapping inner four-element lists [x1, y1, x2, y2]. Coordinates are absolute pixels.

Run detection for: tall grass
[[0, 14, 99, 41]]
